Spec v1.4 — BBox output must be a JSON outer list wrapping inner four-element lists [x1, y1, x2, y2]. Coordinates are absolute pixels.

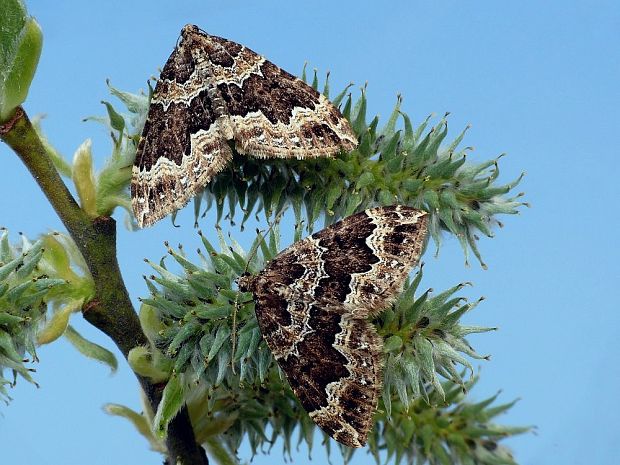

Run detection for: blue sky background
[[1, 1, 619, 464]]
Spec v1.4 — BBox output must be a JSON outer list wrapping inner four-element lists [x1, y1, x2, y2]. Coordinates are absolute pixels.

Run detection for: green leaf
[[215, 348, 230, 386], [0, 229, 11, 262], [0, 0, 43, 122], [64, 325, 118, 373], [399, 354, 421, 398], [432, 442, 453, 465], [154, 373, 184, 437], [193, 303, 231, 320], [356, 172, 375, 190], [141, 296, 186, 319], [384, 335, 403, 352], [322, 71, 331, 97], [332, 82, 353, 108], [167, 320, 201, 355], [402, 178, 423, 193], [139, 303, 166, 344], [207, 325, 231, 363], [4, 280, 29, 304], [351, 85, 367, 132], [101, 100, 125, 133], [380, 95, 402, 141], [104, 403, 165, 453], [0, 329, 22, 363], [433, 339, 473, 376], [0, 312, 23, 325], [0, 352, 35, 382], [402, 288, 431, 326], [257, 346, 272, 383], [36, 301, 79, 345], [0, 253, 23, 281], [484, 398, 521, 419], [107, 80, 149, 114], [193, 411, 238, 442], [416, 337, 444, 397], [300, 62, 308, 82], [381, 131, 402, 162], [233, 323, 256, 361]]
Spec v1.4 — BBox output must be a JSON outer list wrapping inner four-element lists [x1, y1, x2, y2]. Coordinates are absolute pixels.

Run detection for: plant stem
[[1, 106, 208, 465]]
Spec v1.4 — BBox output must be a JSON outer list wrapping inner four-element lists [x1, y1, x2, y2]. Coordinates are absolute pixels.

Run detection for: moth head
[[180, 24, 202, 39], [178, 24, 205, 52], [236, 272, 257, 293]]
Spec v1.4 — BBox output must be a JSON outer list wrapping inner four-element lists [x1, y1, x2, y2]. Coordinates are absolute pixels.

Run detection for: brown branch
[[1, 106, 208, 465]]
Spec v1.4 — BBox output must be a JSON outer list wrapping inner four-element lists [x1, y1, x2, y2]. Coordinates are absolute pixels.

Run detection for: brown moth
[[131, 25, 358, 228], [238, 206, 428, 448]]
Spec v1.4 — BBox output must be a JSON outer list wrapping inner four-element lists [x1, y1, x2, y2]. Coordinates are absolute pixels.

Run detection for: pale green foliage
[[0, 0, 43, 122], [99, 73, 526, 266], [198, 72, 527, 267], [0, 229, 56, 401], [1, 3, 530, 462], [368, 375, 531, 465], [90, 83, 149, 217], [35, 81, 149, 221], [0, 228, 116, 403], [87, 73, 531, 463], [71, 139, 98, 217], [137, 228, 279, 394], [35, 232, 117, 371], [107, 228, 529, 464], [64, 325, 118, 372], [377, 267, 495, 416]]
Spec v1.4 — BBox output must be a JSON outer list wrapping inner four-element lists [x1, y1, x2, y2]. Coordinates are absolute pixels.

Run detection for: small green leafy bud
[[37, 232, 95, 301], [139, 303, 166, 345], [101, 100, 125, 134], [36, 299, 79, 345], [0, 0, 43, 122], [128, 346, 168, 382], [0, 228, 112, 401], [39, 234, 76, 281], [0, 230, 56, 399], [72, 139, 98, 217]]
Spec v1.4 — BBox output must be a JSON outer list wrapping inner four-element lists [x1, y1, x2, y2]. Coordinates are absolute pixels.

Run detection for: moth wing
[[254, 292, 382, 448], [197, 32, 358, 159], [310, 205, 429, 316], [249, 206, 428, 447], [131, 39, 232, 228]]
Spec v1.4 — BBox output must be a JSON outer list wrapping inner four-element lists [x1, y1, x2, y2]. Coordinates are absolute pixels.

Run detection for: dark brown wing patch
[[238, 206, 428, 447]]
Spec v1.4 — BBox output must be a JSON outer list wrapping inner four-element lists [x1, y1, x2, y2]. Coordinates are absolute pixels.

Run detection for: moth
[[238, 205, 428, 448], [131, 25, 358, 228]]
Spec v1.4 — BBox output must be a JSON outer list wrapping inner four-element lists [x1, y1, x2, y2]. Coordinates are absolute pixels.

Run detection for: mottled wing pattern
[[239, 206, 428, 447], [196, 31, 358, 159], [131, 34, 233, 228], [131, 25, 358, 228]]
